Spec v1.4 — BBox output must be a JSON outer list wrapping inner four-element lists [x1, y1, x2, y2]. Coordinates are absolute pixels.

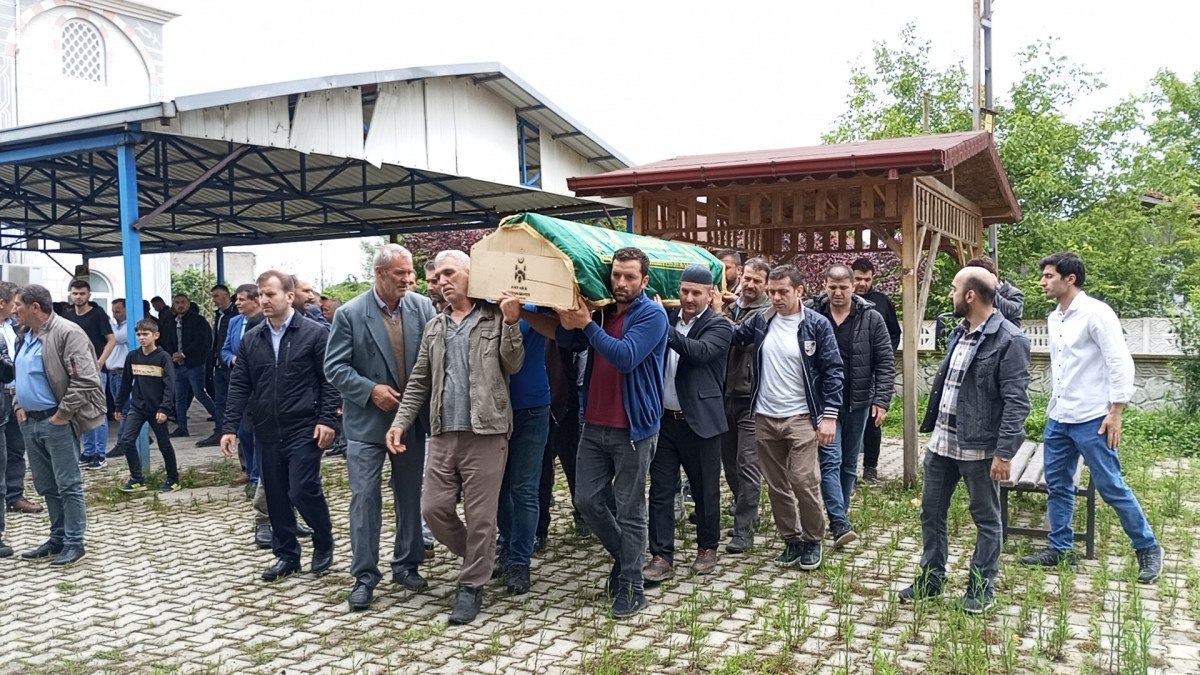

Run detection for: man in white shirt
[[1021, 252, 1161, 583]]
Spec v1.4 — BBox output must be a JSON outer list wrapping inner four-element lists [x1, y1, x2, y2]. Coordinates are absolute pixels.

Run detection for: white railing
[[905, 318, 1184, 356]]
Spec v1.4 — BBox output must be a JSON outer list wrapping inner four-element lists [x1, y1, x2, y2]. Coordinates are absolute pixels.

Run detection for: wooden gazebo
[[568, 131, 1023, 483]]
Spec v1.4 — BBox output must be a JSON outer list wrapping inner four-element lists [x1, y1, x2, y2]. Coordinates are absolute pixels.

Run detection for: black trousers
[[862, 421, 882, 469], [537, 412, 581, 539], [648, 414, 722, 560], [118, 409, 177, 484], [259, 429, 334, 562]]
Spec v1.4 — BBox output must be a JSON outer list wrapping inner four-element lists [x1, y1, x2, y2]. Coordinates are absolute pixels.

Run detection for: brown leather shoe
[[692, 548, 718, 575], [642, 554, 675, 583], [8, 498, 43, 514], [230, 473, 250, 487]]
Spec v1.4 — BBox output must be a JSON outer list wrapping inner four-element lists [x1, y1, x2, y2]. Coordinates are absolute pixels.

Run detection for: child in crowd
[[113, 318, 181, 493]]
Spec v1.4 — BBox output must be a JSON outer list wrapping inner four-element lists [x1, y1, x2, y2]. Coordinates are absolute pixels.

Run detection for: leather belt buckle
[[665, 409, 686, 421]]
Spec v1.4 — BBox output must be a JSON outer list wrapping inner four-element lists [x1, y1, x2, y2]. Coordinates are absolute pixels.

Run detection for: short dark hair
[[715, 249, 742, 265], [1039, 251, 1086, 288], [743, 257, 771, 277], [612, 247, 650, 277], [258, 270, 296, 292], [134, 318, 159, 333], [112, 298, 126, 308], [235, 283, 258, 299], [0, 281, 18, 302], [423, 260, 438, 273], [17, 284, 53, 315], [211, 284, 230, 294], [850, 257, 876, 274], [767, 265, 804, 289], [962, 273, 997, 305], [68, 279, 91, 292], [173, 293, 189, 301], [150, 296, 165, 305], [966, 256, 998, 276]]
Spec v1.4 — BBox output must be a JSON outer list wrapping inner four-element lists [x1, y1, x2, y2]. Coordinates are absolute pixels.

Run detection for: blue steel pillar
[[117, 134, 150, 470], [215, 246, 225, 285]]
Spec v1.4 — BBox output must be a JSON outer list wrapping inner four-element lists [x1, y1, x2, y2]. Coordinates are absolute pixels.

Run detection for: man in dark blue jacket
[[732, 265, 843, 571], [221, 271, 341, 583], [644, 265, 732, 584], [555, 247, 667, 619]]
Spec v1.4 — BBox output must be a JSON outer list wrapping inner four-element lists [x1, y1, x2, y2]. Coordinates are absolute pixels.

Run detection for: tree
[[321, 277, 371, 303], [171, 269, 217, 319]]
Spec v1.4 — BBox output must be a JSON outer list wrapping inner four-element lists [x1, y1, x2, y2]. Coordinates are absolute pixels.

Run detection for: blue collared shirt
[[373, 287, 402, 320], [15, 334, 58, 412], [268, 309, 295, 361]]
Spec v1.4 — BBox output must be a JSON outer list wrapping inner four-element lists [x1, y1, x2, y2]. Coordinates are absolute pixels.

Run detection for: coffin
[[467, 212, 725, 308]]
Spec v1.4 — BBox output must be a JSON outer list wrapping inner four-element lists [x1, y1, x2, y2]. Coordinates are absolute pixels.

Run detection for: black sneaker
[[605, 562, 621, 597], [196, 434, 221, 448], [1020, 547, 1077, 568], [610, 581, 647, 619], [831, 521, 857, 550], [105, 446, 125, 459], [505, 564, 531, 595], [84, 457, 106, 471], [49, 545, 86, 567], [169, 429, 189, 438], [0, 540, 13, 558], [492, 547, 509, 579], [898, 572, 943, 603], [1136, 545, 1163, 584], [20, 540, 63, 559], [119, 479, 146, 493], [774, 541, 804, 568], [962, 577, 995, 615], [798, 541, 823, 570], [862, 466, 880, 485]]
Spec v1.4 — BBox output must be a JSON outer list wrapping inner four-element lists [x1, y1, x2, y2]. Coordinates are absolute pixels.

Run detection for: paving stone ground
[[0, 411, 1196, 674]]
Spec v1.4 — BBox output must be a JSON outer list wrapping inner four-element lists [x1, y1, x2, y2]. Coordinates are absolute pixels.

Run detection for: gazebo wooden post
[[899, 179, 920, 485]]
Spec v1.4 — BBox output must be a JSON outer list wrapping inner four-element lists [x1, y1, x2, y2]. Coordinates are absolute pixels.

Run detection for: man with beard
[[900, 267, 1030, 613], [62, 280, 115, 469]]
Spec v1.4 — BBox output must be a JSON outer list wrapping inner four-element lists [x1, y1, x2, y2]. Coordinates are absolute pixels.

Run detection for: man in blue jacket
[[731, 265, 843, 571], [554, 247, 668, 619]]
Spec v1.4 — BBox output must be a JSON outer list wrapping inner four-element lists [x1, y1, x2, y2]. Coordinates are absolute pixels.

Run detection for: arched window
[[88, 270, 112, 314], [61, 20, 105, 83]]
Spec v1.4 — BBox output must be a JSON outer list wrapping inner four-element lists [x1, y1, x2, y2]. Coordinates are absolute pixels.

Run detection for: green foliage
[[1024, 394, 1050, 441], [1122, 407, 1200, 458], [321, 277, 371, 303], [827, 29, 1200, 319], [170, 269, 216, 319], [1174, 288, 1200, 412]]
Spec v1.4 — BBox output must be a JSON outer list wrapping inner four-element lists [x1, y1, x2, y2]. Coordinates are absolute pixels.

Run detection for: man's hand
[[1099, 405, 1124, 449], [230, 356, 237, 366], [555, 295, 592, 330], [370, 384, 402, 412], [817, 418, 836, 446], [990, 456, 1011, 482], [96, 359, 105, 372], [114, 411, 123, 422], [871, 404, 888, 427], [155, 412, 167, 424], [48, 414, 69, 426], [14, 409, 25, 424], [498, 292, 522, 325], [313, 424, 336, 449], [385, 426, 407, 454], [172, 352, 185, 364], [710, 289, 725, 314], [722, 291, 738, 307], [651, 294, 664, 307], [219, 433, 238, 458]]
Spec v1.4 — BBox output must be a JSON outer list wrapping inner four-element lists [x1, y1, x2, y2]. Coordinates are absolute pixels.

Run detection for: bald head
[[955, 266, 997, 304]]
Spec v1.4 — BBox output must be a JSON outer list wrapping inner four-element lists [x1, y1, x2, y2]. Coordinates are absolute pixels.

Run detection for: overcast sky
[[149, 0, 1200, 286]]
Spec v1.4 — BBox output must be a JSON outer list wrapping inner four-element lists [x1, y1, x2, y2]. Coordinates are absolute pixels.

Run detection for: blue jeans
[[109, 371, 149, 463], [497, 406, 550, 567], [574, 424, 656, 590], [818, 405, 872, 527], [1044, 416, 1157, 552], [920, 451, 1001, 584], [80, 372, 108, 459], [22, 417, 86, 547], [174, 364, 217, 436]]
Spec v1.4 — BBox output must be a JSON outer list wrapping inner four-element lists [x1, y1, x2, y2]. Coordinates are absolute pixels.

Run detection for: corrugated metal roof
[[0, 63, 632, 256], [568, 131, 1022, 223]]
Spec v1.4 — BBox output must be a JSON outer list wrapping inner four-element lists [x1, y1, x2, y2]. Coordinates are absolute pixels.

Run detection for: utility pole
[[972, 0, 999, 261]]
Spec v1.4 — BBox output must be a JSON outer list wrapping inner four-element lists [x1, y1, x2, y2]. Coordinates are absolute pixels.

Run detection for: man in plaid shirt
[[900, 266, 1032, 614]]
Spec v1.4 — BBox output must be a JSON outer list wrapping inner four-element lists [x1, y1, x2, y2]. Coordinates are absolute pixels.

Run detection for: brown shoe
[[8, 498, 43, 514], [230, 473, 250, 487], [692, 548, 718, 575], [642, 554, 675, 583]]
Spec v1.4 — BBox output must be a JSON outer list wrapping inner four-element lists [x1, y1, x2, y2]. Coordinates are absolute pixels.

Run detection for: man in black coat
[[159, 294, 219, 444], [811, 265, 895, 550], [643, 265, 733, 582], [221, 271, 341, 583], [850, 257, 901, 484]]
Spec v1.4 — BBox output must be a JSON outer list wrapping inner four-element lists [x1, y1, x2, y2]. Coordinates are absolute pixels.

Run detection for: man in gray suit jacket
[[325, 244, 436, 611]]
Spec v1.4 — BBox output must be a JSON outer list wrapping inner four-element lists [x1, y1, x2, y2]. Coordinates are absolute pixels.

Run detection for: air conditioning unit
[[1, 264, 33, 286]]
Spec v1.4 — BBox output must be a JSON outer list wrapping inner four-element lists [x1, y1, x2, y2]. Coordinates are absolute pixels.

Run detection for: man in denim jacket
[[900, 267, 1031, 614]]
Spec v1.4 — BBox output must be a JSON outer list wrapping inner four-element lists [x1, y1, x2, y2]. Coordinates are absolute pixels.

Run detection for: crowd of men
[[0, 244, 1162, 624]]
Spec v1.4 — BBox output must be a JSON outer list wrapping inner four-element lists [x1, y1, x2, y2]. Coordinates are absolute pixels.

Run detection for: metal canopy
[[0, 62, 631, 257]]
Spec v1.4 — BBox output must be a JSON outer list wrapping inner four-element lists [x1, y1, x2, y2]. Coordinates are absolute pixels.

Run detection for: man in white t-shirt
[[732, 265, 844, 571]]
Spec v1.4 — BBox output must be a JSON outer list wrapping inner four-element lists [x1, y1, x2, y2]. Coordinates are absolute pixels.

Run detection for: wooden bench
[[999, 441, 1097, 559]]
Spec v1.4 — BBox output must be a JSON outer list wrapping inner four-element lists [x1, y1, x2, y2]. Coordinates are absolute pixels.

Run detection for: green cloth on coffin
[[502, 212, 726, 305]]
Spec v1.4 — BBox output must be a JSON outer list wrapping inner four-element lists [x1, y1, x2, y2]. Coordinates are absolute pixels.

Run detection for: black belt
[[24, 407, 59, 421], [664, 409, 686, 421], [108, 368, 124, 374]]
